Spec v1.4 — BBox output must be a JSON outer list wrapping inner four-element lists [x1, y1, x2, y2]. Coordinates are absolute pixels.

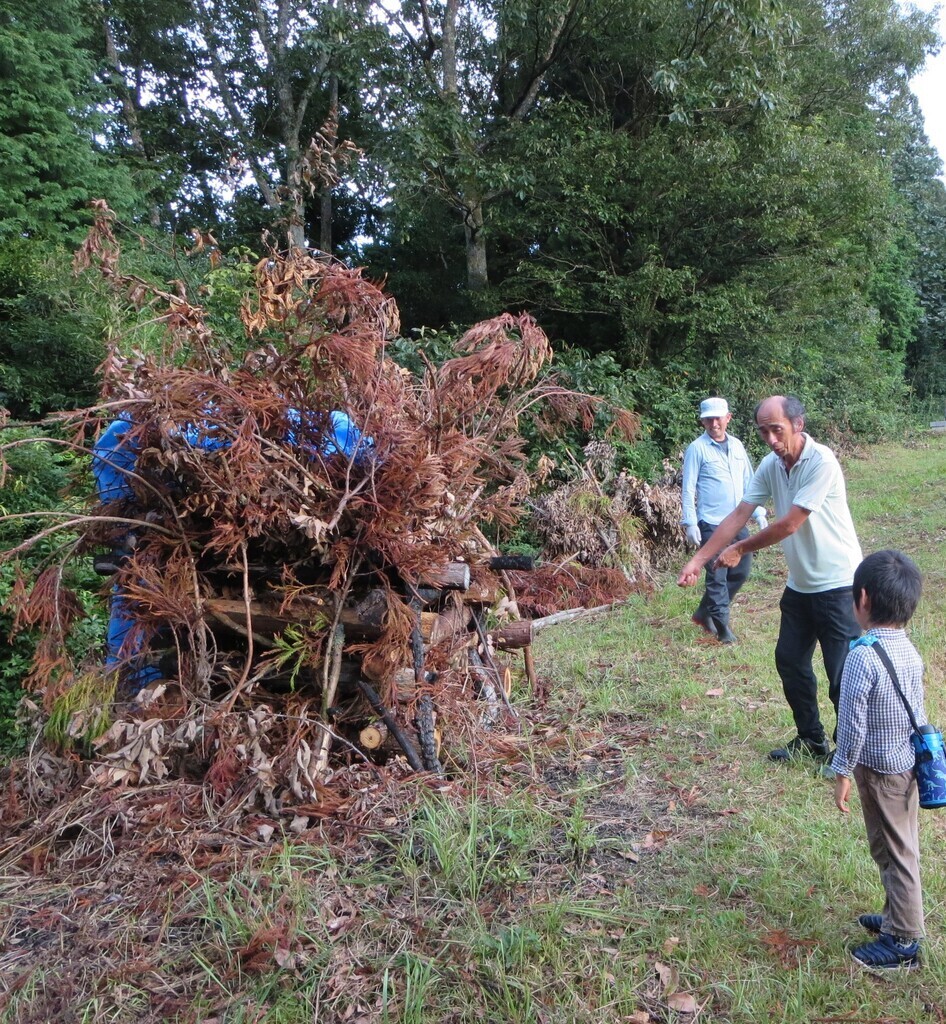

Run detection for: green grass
[[4, 431, 946, 1022]]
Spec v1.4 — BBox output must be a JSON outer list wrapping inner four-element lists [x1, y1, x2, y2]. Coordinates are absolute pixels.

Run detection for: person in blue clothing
[[91, 413, 164, 690], [92, 403, 367, 690], [681, 396, 767, 644]]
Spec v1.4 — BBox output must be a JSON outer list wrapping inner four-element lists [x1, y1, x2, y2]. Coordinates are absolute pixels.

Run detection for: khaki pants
[[853, 764, 924, 940]]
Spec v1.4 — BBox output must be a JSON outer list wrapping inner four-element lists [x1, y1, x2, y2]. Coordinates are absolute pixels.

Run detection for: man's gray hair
[[754, 394, 806, 424], [782, 395, 805, 423]]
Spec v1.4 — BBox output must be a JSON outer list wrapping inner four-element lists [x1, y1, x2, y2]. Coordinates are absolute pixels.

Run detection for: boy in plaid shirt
[[831, 549, 926, 971]]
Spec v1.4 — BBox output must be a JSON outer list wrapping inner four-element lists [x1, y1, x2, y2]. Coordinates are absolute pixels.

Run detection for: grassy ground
[[3, 434, 946, 1022]]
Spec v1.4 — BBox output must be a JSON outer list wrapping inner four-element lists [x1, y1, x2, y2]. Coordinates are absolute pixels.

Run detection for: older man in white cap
[[681, 396, 767, 643]]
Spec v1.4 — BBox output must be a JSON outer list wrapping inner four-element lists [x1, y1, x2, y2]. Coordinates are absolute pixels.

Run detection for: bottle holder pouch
[[912, 726, 946, 809]]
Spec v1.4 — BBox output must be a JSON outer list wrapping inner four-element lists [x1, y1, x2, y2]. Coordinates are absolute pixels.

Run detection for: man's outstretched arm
[[713, 504, 811, 567], [677, 501, 755, 587]]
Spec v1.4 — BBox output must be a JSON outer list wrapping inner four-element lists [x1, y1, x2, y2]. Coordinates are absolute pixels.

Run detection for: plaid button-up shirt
[[831, 627, 927, 777]]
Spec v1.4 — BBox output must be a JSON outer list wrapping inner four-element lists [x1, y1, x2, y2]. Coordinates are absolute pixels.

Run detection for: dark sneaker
[[691, 612, 717, 636], [768, 735, 833, 762], [851, 933, 919, 972], [858, 914, 883, 934]]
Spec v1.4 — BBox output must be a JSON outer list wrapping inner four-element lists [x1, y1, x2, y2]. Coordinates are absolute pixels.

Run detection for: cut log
[[462, 578, 501, 605], [492, 619, 534, 651], [205, 598, 437, 641], [359, 720, 388, 750], [431, 602, 473, 644], [418, 562, 471, 591], [392, 666, 416, 699], [414, 585, 443, 607], [359, 721, 441, 758], [488, 554, 534, 571]]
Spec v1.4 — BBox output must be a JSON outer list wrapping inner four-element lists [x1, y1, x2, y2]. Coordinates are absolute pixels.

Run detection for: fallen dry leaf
[[760, 928, 815, 968], [273, 946, 296, 969], [641, 829, 671, 848], [654, 960, 679, 990], [704, 687, 724, 697], [667, 991, 699, 1013]]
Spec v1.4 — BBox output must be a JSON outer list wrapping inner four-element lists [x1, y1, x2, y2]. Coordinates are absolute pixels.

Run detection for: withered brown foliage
[[527, 443, 685, 583], [509, 564, 640, 619], [1, 204, 640, 832]]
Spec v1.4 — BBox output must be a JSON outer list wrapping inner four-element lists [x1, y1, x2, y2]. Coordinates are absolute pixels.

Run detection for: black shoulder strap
[[871, 643, 923, 735]]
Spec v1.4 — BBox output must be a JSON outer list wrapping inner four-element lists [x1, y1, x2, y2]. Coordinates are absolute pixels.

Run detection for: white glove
[[756, 513, 768, 530], [684, 524, 702, 548]]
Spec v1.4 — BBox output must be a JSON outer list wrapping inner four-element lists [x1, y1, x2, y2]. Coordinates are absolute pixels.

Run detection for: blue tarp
[[93, 408, 366, 689]]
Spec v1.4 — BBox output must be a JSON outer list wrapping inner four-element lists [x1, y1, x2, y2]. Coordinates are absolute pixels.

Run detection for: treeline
[[2, 0, 946, 454]]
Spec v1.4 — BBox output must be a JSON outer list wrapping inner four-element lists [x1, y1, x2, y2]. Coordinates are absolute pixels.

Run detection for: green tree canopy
[[0, 0, 137, 241]]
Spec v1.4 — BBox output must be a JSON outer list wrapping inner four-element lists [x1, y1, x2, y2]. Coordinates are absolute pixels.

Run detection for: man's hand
[[834, 775, 851, 813], [715, 543, 743, 568], [684, 524, 701, 549], [678, 561, 702, 587]]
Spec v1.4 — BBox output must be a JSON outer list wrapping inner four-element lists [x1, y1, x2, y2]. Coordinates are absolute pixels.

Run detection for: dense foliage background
[[1, 0, 946, 747], [0, 0, 944, 443]]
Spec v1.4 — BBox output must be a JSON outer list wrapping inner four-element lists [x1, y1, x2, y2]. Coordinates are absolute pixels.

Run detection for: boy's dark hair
[[853, 549, 922, 626]]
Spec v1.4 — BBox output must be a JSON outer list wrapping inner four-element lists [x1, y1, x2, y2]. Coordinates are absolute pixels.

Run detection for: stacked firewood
[[196, 554, 538, 775]]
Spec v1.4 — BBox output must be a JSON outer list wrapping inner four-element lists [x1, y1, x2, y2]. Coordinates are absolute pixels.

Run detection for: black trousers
[[694, 521, 752, 626], [775, 585, 860, 742]]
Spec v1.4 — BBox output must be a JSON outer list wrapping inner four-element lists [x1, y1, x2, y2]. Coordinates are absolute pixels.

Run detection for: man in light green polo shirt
[[678, 395, 862, 763]]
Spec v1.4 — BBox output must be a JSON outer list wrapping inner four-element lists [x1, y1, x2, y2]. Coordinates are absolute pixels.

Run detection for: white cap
[[699, 397, 729, 418]]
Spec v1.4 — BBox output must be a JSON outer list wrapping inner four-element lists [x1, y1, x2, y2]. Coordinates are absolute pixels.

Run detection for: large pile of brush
[[526, 441, 684, 584], [1, 207, 641, 835]]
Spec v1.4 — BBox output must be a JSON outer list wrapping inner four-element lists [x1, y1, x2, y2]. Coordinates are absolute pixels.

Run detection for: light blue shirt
[[682, 431, 764, 528]]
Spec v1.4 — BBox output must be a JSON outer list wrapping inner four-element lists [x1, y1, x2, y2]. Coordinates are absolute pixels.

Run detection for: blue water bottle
[[911, 725, 946, 809]]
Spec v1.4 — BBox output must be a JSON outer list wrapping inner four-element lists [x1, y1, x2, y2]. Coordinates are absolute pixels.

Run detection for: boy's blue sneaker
[[857, 914, 883, 934], [851, 933, 920, 972]]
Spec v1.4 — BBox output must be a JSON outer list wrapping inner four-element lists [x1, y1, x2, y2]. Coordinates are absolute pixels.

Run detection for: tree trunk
[[102, 14, 162, 229], [464, 200, 488, 292], [287, 220, 306, 250], [442, 0, 459, 96], [319, 74, 340, 254]]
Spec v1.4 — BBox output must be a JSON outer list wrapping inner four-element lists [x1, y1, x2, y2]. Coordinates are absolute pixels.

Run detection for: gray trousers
[[694, 521, 752, 626], [853, 764, 924, 939]]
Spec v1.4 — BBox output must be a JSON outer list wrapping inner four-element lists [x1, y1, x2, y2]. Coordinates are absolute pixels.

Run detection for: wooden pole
[[522, 645, 537, 691], [530, 602, 625, 631], [314, 624, 345, 775]]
